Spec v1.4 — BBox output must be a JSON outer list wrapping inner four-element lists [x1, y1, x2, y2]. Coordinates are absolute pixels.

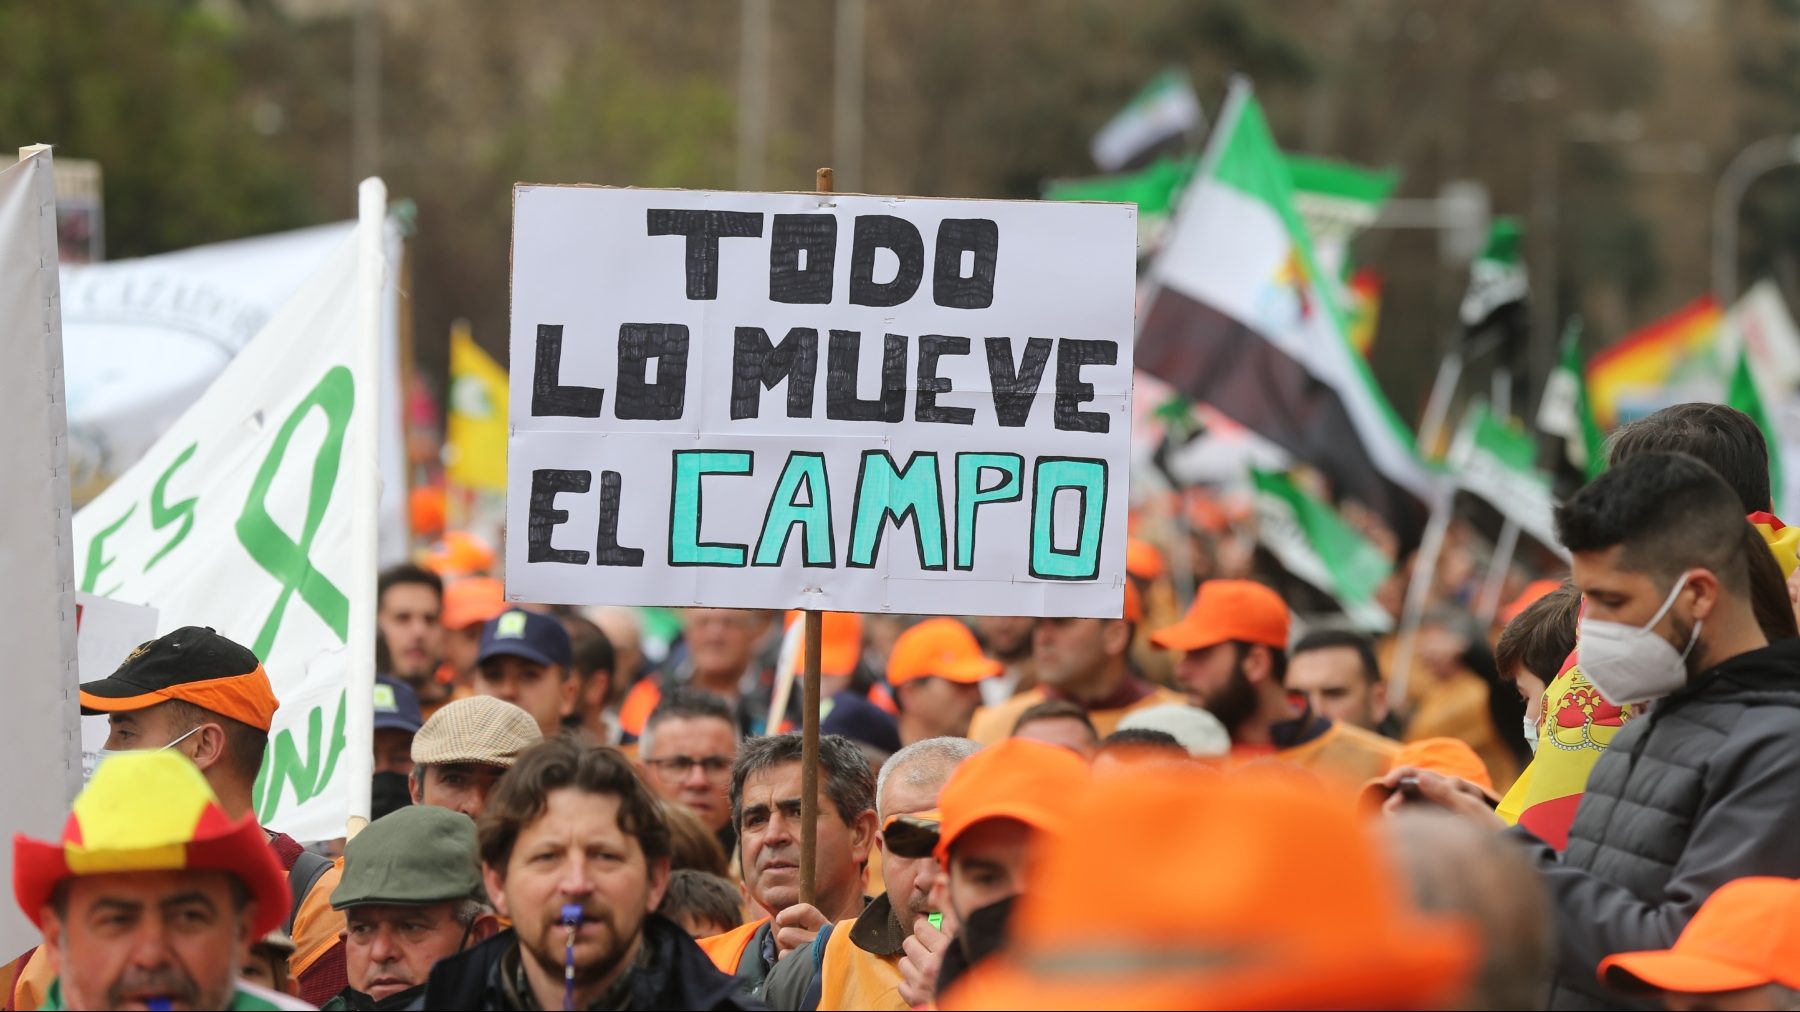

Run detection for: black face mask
[[371, 771, 412, 821]]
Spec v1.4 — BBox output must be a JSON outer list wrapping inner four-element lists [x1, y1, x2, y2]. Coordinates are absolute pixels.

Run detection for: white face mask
[[88, 725, 203, 783], [1577, 573, 1701, 707], [1523, 715, 1541, 755]]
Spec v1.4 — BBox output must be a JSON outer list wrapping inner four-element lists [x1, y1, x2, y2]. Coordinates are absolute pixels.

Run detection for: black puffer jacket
[[420, 914, 763, 1011], [1512, 637, 1800, 1010]]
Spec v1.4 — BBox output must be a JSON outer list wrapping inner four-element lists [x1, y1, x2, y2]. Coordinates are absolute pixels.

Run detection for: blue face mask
[[88, 725, 203, 783]]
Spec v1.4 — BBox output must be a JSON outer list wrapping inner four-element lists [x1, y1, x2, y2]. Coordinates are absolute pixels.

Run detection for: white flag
[[71, 189, 387, 842]]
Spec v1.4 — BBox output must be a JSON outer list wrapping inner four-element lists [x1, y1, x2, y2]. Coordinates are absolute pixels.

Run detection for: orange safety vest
[[697, 917, 769, 974], [817, 919, 906, 1011], [619, 678, 663, 738]]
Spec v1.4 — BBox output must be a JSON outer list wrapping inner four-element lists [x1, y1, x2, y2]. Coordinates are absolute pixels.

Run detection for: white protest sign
[[0, 148, 83, 958], [70, 186, 386, 842], [74, 593, 160, 779], [507, 187, 1137, 617]]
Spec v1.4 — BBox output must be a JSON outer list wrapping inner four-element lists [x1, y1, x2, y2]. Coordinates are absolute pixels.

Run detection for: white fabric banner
[[0, 149, 83, 957], [507, 187, 1138, 617], [70, 211, 386, 842], [62, 221, 411, 565]]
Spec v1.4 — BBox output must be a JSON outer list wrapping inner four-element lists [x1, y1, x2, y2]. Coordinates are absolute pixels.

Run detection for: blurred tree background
[[5, 0, 1800, 427]]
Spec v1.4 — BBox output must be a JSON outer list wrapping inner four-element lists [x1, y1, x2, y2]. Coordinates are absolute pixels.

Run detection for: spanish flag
[[446, 320, 509, 493], [1501, 512, 1800, 847]]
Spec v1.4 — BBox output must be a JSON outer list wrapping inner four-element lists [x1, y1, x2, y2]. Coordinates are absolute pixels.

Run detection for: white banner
[[0, 149, 84, 957], [70, 193, 386, 842], [62, 220, 411, 565], [507, 187, 1137, 617]]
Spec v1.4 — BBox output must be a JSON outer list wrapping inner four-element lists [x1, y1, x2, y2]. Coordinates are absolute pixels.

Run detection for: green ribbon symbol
[[235, 366, 354, 658]]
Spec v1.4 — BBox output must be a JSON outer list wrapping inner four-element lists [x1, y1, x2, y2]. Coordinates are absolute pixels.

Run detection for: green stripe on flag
[[1043, 156, 1196, 218], [1729, 349, 1785, 514], [1250, 468, 1394, 630], [1285, 154, 1399, 208]]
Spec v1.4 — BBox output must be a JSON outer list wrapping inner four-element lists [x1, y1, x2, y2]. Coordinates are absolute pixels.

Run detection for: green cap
[[330, 806, 482, 910]]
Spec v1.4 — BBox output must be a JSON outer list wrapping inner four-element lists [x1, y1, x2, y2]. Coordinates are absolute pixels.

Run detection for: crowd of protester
[[14, 400, 1800, 1009]]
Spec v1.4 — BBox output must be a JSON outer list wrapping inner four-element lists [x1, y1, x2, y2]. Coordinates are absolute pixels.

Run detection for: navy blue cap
[[478, 609, 573, 669], [820, 690, 901, 755], [374, 675, 423, 734]]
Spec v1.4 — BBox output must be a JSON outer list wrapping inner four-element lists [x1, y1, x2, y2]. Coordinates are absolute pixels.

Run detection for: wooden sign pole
[[798, 166, 834, 908]]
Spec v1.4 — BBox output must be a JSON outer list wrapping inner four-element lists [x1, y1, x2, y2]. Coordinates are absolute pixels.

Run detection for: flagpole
[[1387, 481, 1452, 710], [344, 178, 386, 841], [1416, 349, 1463, 460], [1474, 517, 1521, 627]]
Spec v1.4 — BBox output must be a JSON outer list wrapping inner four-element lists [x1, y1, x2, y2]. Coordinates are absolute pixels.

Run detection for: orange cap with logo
[[1149, 579, 1289, 653], [933, 738, 1090, 866], [79, 626, 279, 732], [783, 611, 864, 678], [940, 767, 1476, 1010], [1599, 877, 1800, 995], [888, 618, 1003, 687], [442, 576, 508, 632]]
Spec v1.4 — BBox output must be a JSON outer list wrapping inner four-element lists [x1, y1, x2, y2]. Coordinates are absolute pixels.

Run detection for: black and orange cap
[[80, 626, 280, 732]]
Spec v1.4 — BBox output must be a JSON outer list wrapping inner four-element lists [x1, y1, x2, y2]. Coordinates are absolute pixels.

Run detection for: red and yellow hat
[[14, 750, 290, 938]]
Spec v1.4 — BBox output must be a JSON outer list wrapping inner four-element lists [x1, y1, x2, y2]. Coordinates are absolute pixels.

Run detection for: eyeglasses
[[644, 755, 734, 781]]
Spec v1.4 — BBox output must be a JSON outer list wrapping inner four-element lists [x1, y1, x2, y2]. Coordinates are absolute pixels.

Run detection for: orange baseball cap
[[1150, 579, 1289, 653], [783, 611, 864, 677], [1126, 538, 1167, 581], [424, 530, 495, 578], [933, 738, 1090, 865], [940, 767, 1476, 1010], [1362, 737, 1498, 812], [79, 627, 280, 732], [1501, 579, 1562, 626], [1600, 877, 1800, 995], [443, 576, 508, 632], [410, 485, 447, 540], [888, 618, 1003, 687]]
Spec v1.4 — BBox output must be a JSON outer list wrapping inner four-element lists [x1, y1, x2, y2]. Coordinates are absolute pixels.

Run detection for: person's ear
[[482, 863, 511, 921], [1103, 620, 1132, 657], [1241, 645, 1271, 686], [559, 668, 579, 719], [409, 768, 425, 805], [1370, 679, 1390, 722], [645, 855, 672, 912], [38, 906, 63, 972], [1687, 568, 1721, 624], [850, 808, 880, 865], [237, 901, 259, 945], [187, 723, 228, 773], [468, 912, 501, 946]]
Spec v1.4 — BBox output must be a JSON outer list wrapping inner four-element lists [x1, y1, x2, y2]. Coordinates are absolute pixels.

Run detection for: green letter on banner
[[235, 366, 354, 659], [1030, 457, 1107, 580], [670, 450, 752, 566], [147, 443, 199, 572], [849, 451, 946, 570], [81, 504, 136, 596], [954, 452, 1022, 570], [754, 452, 834, 566]]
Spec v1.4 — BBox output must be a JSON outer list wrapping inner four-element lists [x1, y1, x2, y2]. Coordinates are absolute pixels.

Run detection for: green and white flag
[[1729, 348, 1786, 516], [1536, 320, 1606, 479], [1138, 78, 1431, 543], [1287, 154, 1397, 286], [1091, 66, 1202, 172], [1450, 404, 1565, 555], [1250, 469, 1394, 631], [1460, 218, 1529, 330], [1045, 155, 1196, 248], [70, 183, 389, 842]]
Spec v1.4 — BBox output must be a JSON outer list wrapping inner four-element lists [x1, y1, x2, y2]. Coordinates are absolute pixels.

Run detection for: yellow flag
[[447, 321, 509, 492]]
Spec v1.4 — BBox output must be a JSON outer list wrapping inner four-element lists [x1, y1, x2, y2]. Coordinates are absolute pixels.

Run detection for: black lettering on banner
[[528, 469, 591, 565], [984, 337, 1052, 427], [646, 209, 764, 300], [932, 218, 999, 309], [826, 330, 907, 422], [614, 323, 689, 420], [532, 324, 603, 418], [1054, 339, 1117, 433], [915, 335, 975, 425], [848, 215, 924, 307], [731, 327, 818, 420], [593, 471, 645, 567], [769, 214, 837, 304]]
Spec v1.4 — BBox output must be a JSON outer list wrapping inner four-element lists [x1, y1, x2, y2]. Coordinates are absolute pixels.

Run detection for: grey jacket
[[1511, 637, 1800, 1010]]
